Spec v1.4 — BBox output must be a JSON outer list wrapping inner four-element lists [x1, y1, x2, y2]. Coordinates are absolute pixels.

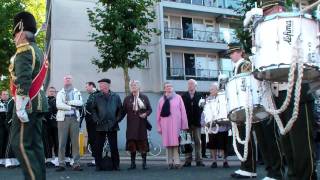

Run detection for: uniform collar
[[233, 58, 245, 74]]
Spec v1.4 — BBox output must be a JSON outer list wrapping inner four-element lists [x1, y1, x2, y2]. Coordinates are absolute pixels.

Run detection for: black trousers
[[0, 124, 8, 159], [236, 124, 256, 173], [275, 90, 317, 180], [200, 134, 206, 156], [47, 125, 59, 157], [86, 120, 96, 158], [255, 118, 284, 179], [95, 131, 119, 169]]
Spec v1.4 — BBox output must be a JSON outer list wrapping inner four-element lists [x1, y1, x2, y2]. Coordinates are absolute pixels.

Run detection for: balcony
[[166, 68, 232, 81], [164, 28, 227, 43], [163, 0, 240, 9]]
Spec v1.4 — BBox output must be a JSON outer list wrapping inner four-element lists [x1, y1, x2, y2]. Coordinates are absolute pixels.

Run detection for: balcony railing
[[166, 68, 233, 81], [164, 28, 229, 43], [163, 0, 240, 9]]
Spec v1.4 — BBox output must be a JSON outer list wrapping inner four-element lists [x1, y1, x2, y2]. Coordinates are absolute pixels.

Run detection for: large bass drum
[[253, 12, 320, 82], [226, 73, 270, 123]]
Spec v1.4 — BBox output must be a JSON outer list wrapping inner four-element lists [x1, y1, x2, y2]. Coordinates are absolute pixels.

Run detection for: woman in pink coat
[[156, 82, 188, 169]]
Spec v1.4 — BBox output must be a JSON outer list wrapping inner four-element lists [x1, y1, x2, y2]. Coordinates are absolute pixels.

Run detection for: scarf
[[160, 92, 176, 117], [132, 92, 146, 111]]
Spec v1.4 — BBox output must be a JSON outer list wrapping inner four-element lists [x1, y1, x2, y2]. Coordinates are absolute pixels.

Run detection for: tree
[[87, 0, 159, 94], [0, 0, 24, 91], [23, 0, 47, 50]]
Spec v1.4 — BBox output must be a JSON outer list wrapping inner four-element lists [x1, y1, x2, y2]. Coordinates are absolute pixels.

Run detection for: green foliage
[[0, 0, 24, 91], [24, 0, 47, 50], [234, 0, 295, 55], [88, 0, 159, 93], [234, 0, 256, 55]]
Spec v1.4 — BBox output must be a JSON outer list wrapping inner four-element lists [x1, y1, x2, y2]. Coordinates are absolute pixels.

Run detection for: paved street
[[0, 155, 319, 180]]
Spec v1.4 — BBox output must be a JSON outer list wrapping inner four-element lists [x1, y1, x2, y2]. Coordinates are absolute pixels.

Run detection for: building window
[[184, 53, 196, 76], [182, 17, 193, 39]]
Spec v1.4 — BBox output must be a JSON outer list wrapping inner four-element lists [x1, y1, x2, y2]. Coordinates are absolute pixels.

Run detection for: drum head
[[253, 64, 320, 82], [228, 105, 270, 124]]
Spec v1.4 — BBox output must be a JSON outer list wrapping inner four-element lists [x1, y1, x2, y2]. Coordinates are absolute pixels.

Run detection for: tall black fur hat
[[13, 11, 37, 36]]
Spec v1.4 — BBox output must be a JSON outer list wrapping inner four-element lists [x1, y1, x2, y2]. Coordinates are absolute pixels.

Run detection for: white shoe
[[91, 160, 95, 165], [51, 157, 59, 167], [12, 159, 20, 166], [0, 159, 5, 165], [262, 177, 277, 180], [5, 159, 12, 167], [70, 159, 74, 166]]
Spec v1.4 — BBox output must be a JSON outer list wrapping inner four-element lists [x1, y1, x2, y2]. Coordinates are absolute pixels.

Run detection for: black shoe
[[210, 162, 217, 168], [223, 162, 230, 168], [56, 166, 66, 172], [202, 155, 208, 158], [183, 162, 191, 167], [142, 163, 148, 170], [128, 163, 136, 170], [168, 164, 174, 169], [196, 162, 205, 167], [113, 166, 120, 171], [66, 162, 71, 167], [95, 166, 103, 171], [72, 165, 83, 171], [46, 162, 55, 168], [87, 162, 96, 167], [231, 173, 256, 179]]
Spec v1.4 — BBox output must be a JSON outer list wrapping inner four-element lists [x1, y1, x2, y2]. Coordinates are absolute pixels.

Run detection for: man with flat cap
[[91, 78, 123, 171], [9, 11, 49, 180]]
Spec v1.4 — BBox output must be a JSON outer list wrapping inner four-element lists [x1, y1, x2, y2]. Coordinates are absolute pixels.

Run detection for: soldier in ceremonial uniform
[[9, 12, 48, 180], [228, 43, 283, 179]]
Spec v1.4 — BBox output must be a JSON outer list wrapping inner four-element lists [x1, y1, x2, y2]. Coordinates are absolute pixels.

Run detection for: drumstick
[[300, 0, 320, 13]]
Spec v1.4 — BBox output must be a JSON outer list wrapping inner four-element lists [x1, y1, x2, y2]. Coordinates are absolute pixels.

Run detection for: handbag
[[179, 130, 193, 154], [179, 130, 192, 145]]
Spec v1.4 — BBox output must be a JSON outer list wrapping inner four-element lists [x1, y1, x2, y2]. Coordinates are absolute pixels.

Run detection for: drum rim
[[263, 12, 314, 22], [255, 63, 320, 71], [227, 72, 252, 82], [227, 104, 267, 119]]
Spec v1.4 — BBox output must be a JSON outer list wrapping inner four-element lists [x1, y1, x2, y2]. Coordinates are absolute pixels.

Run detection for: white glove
[[15, 95, 30, 123], [198, 98, 205, 107]]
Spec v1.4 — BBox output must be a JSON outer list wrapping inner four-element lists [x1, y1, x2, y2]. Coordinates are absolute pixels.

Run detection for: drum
[[213, 91, 230, 125], [253, 12, 320, 82], [202, 92, 230, 126], [226, 73, 270, 123]]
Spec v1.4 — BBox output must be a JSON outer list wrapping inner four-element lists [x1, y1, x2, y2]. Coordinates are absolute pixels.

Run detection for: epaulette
[[15, 43, 36, 70], [240, 60, 252, 73], [16, 43, 31, 54]]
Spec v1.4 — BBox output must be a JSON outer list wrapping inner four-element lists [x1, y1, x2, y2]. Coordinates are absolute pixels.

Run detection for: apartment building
[[46, 0, 240, 147]]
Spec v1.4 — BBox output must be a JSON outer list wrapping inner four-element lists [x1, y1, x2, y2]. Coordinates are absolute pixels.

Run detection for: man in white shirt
[[56, 75, 83, 172]]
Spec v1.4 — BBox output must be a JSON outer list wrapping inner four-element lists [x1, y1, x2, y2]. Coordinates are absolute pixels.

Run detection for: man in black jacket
[[85, 82, 98, 166], [0, 90, 9, 166], [182, 79, 205, 167], [91, 78, 123, 171], [44, 87, 59, 167]]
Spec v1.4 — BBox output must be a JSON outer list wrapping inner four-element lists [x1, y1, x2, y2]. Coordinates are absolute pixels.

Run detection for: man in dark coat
[[91, 78, 123, 171], [182, 79, 205, 167], [84, 82, 98, 166], [0, 90, 9, 166], [43, 87, 59, 167]]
